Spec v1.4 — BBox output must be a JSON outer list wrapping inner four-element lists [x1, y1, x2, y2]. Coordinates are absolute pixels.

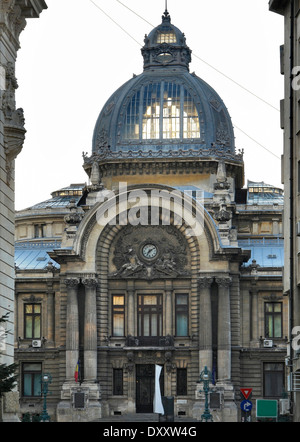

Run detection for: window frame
[[156, 31, 177, 44], [112, 295, 125, 337], [22, 362, 42, 398], [264, 302, 283, 339], [137, 294, 163, 338], [175, 293, 189, 337], [24, 303, 41, 339], [113, 368, 124, 396], [263, 362, 285, 398], [176, 368, 187, 396]]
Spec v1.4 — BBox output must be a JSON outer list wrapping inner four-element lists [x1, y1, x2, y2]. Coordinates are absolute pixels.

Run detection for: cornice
[[269, 0, 288, 15], [17, 0, 48, 18], [0, 0, 47, 49]]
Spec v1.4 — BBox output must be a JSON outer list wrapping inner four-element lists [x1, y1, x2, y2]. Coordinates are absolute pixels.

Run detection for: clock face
[[142, 244, 158, 260]]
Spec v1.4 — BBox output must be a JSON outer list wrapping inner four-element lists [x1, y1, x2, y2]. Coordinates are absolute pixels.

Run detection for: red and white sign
[[240, 388, 252, 400]]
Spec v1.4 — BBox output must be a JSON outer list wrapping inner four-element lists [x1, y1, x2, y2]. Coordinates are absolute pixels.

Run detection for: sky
[[14, 0, 284, 210]]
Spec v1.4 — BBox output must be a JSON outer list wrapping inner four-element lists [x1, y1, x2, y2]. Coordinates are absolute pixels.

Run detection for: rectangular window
[[125, 91, 140, 140], [142, 84, 161, 140], [138, 295, 162, 337], [177, 368, 187, 396], [265, 302, 282, 338], [162, 82, 181, 139], [112, 296, 125, 337], [264, 363, 284, 398], [183, 90, 200, 139], [34, 224, 46, 238], [156, 32, 177, 44], [175, 294, 188, 336], [113, 369, 123, 395], [24, 304, 41, 339], [22, 363, 42, 397]]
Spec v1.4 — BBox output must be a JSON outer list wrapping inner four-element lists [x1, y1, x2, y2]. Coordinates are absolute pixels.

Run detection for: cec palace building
[[1, 4, 288, 422]]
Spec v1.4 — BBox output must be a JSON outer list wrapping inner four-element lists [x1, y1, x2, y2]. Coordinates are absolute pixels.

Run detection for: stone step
[[95, 413, 198, 422]]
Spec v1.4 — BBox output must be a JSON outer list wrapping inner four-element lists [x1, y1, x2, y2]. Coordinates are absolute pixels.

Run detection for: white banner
[[153, 365, 164, 414]]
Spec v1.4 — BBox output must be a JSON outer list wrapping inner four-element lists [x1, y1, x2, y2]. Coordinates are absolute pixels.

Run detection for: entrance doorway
[[136, 364, 164, 413]]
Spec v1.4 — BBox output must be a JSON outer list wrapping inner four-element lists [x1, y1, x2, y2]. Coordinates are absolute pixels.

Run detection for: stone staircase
[[94, 413, 198, 422]]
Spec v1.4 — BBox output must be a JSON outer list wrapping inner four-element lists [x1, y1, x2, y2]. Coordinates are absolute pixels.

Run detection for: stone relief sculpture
[[114, 247, 144, 277], [110, 226, 189, 279]]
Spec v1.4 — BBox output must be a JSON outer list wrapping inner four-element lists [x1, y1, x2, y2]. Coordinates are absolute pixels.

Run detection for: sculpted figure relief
[[110, 226, 189, 279]]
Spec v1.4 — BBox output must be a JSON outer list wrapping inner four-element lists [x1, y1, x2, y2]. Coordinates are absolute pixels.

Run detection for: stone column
[[127, 281, 135, 337], [198, 277, 213, 371], [65, 278, 80, 382], [165, 280, 173, 337], [216, 276, 232, 383], [47, 290, 55, 345], [82, 277, 98, 382], [250, 288, 259, 344]]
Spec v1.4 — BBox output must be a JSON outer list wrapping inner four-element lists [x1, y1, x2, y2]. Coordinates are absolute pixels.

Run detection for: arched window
[[123, 81, 200, 141]]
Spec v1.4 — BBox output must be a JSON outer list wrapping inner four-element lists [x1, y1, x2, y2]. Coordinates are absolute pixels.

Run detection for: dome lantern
[[141, 9, 192, 71]]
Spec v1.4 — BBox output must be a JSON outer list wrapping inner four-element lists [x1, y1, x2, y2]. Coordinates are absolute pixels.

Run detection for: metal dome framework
[[83, 9, 244, 187]]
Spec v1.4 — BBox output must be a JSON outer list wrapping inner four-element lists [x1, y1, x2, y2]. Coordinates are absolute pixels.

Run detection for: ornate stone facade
[[0, 0, 47, 422], [13, 9, 286, 423]]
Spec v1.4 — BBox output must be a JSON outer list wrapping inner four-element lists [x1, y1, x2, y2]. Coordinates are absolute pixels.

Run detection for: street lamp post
[[40, 373, 52, 422], [198, 366, 213, 422]]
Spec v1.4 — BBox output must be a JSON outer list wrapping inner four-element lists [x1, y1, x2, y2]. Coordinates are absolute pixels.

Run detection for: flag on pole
[[153, 365, 164, 415], [74, 360, 80, 383]]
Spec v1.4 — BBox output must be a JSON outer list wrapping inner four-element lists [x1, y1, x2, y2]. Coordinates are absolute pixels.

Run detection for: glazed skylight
[[123, 81, 200, 141]]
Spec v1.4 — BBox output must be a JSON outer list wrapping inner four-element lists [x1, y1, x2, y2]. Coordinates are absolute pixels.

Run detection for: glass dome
[[123, 81, 200, 141], [90, 10, 239, 161]]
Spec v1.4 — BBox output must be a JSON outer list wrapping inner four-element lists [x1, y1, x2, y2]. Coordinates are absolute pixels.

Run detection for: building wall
[[0, 0, 47, 363], [8, 2, 287, 421], [0, 0, 47, 422], [13, 182, 286, 422], [269, 0, 300, 422]]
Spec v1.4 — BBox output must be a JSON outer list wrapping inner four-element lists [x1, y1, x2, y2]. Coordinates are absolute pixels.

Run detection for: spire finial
[[162, 1, 170, 22]]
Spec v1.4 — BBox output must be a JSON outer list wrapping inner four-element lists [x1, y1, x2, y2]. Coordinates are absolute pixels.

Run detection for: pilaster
[[82, 277, 98, 382], [65, 278, 80, 382], [216, 276, 232, 383], [198, 276, 213, 371]]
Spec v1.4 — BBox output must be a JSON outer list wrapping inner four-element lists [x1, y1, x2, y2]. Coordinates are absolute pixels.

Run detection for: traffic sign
[[241, 400, 253, 413], [256, 400, 277, 419], [240, 388, 252, 400]]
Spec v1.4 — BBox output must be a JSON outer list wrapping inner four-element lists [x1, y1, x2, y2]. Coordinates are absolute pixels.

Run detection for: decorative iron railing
[[125, 335, 174, 347]]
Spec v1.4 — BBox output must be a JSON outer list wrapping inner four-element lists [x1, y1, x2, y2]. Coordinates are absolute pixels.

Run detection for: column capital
[[82, 277, 99, 288], [198, 276, 214, 289], [64, 278, 80, 288], [216, 276, 232, 288]]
